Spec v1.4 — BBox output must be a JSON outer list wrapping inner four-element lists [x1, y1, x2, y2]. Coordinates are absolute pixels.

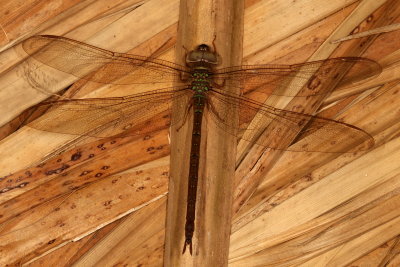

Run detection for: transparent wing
[[207, 89, 374, 153], [212, 58, 381, 97], [22, 35, 190, 85], [27, 87, 193, 138]]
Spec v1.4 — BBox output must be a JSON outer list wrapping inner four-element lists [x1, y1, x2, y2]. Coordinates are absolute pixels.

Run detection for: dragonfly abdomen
[[182, 88, 207, 255]]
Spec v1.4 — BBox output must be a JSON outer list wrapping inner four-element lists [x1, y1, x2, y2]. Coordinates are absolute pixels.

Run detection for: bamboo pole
[[165, 0, 244, 266]]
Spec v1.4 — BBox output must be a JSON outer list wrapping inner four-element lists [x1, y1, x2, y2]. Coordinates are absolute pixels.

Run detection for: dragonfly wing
[[212, 58, 381, 97], [207, 89, 374, 153], [22, 35, 190, 85], [26, 87, 192, 138]]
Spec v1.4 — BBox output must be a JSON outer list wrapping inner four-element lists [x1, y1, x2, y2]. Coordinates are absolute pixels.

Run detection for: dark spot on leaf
[[88, 154, 95, 158], [48, 239, 56, 245], [351, 26, 359, 35], [0, 174, 12, 182], [136, 186, 145, 191], [71, 152, 82, 161], [123, 123, 132, 130], [95, 173, 103, 177], [307, 75, 321, 90], [45, 164, 70, 175], [1, 187, 11, 193], [80, 170, 92, 176], [101, 166, 110, 170], [68, 185, 79, 190], [63, 180, 73, 186], [18, 182, 29, 188]]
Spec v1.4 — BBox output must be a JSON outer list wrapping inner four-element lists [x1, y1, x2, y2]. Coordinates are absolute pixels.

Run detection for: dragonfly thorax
[[191, 71, 211, 93]]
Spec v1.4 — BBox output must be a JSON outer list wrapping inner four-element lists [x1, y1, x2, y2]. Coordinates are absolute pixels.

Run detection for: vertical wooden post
[[164, 0, 244, 266]]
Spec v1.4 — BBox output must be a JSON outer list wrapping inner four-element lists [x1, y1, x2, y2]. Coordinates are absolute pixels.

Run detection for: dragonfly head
[[186, 44, 219, 69]]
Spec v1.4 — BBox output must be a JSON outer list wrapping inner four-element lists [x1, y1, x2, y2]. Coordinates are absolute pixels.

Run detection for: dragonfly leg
[[212, 78, 226, 89], [179, 68, 191, 82], [207, 100, 225, 123]]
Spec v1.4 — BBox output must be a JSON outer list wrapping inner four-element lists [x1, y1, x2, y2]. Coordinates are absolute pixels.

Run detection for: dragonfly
[[20, 35, 381, 255]]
